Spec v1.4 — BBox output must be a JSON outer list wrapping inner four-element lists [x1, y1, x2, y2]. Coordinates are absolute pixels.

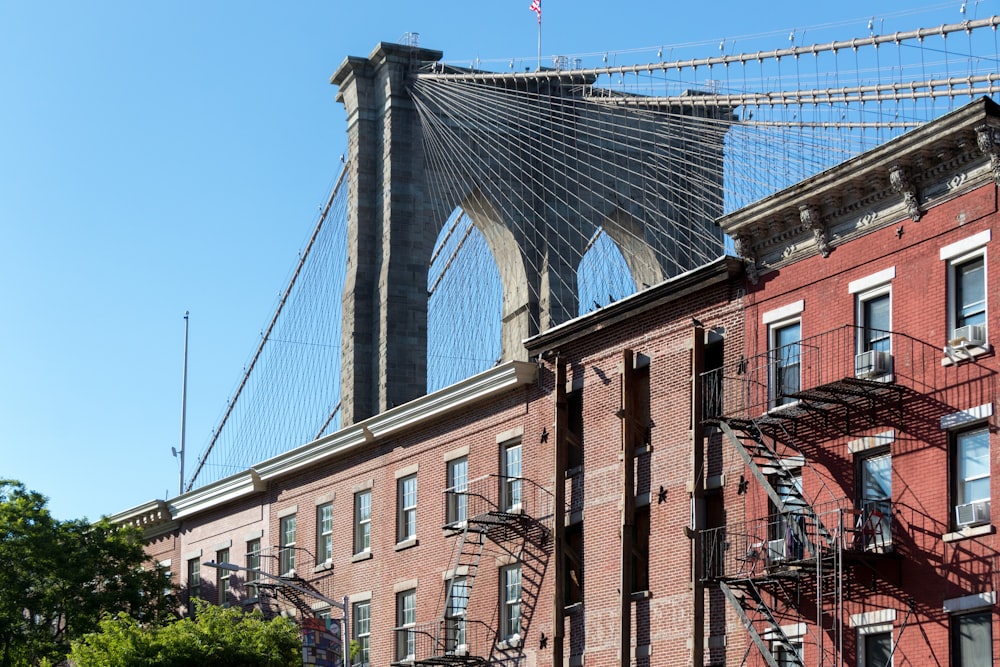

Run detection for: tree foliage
[[0, 480, 174, 666], [69, 601, 302, 667]]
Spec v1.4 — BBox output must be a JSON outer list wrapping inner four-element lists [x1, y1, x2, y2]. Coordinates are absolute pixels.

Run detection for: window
[[317, 503, 333, 564], [940, 230, 990, 351], [187, 558, 200, 614], [501, 442, 522, 512], [445, 576, 468, 651], [860, 631, 891, 666], [631, 505, 650, 594], [160, 562, 172, 598], [397, 474, 417, 543], [354, 490, 371, 554], [216, 548, 231, 605], [954, 255, 987, 330], [446, 456, 468, 525], [953, 426, 991, 527], [279, 514, 296, 576], [768, 470, 804, 561], [773, 640, 802, 667], [951, 610, 993, 666], [770, 321, 801, 406], [500, 564, 521, 642], [858, 451, 892, 549], [396, 589, 416, 661], [857, 288, 891, 364], [246, 538, 261, 597], [353, 600, 371, 667]]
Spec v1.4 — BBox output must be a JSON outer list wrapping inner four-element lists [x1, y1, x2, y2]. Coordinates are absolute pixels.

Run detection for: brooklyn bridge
[[187, 12, 1000, 490]]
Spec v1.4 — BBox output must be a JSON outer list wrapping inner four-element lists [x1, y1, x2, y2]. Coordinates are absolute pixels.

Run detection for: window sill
[[395, 538, 419, 551], [444, 520, 467, 533], [496, 634, 522, 651], [630, 590, 652, 601], [312, 561, 333, 574], [943, 523, 995, 542], [941, 344, 992, 366], [351, 550, 373, 563]]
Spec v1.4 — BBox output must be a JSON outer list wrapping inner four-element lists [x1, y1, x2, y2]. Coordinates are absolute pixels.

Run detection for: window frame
[[499, 563, 522, 643], [317, 502, 333, 565], [949, 251, 987, 334], [768, 319, 802, 408], [353, 600, 371, 667], [397, 474, 418, 544], [445, 575, 468, 650], [279, 513, 297, 576], [950, 609, 993, 667], [952, 425, 991, 529], [857, 286, 892, 354], [186, 557, 200, 614], [245, 538, 261, 598], [446, 456, 469, 526], [395, 588, 417, 661], [354, 490, 372, 555], [501, 441, 523, 513], [216, 548, 231, 606]]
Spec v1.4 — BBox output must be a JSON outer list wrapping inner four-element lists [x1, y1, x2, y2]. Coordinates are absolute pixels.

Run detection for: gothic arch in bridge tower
[[459, 190, 531, 363]]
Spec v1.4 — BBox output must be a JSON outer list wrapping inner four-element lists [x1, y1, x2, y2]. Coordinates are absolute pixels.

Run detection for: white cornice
[[113, 361, 538, 525]]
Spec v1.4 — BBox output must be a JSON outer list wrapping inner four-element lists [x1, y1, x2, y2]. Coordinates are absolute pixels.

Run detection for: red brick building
[[708, 97, 1000, 666], [115, 256, 746, 667], [115, 97, 1000, 667]]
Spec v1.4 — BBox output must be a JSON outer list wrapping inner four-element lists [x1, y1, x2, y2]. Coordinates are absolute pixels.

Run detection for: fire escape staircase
[[401, 475, 528, 667], [716, 419, 839, 667]]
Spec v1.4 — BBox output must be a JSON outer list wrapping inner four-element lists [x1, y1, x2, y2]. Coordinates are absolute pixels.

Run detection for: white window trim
[[848, 430, 895, 454], [849, 267, 896, 294], [944, 591, 997, 613], [940, 230, 991, 261], [762, 300, 805, 325], [940, 403, 993, 430]]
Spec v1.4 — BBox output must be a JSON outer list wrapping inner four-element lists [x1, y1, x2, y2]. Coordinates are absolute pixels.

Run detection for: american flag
[[529, 0, 541, 24]]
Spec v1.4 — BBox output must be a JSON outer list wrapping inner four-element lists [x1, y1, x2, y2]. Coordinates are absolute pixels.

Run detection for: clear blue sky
[[0, 1, 986, 521]]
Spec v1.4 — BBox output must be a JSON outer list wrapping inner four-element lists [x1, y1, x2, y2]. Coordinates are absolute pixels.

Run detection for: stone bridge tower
[[331, 42, 733, 425]]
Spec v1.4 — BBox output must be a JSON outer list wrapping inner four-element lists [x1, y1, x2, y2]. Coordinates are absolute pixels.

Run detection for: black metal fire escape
[[702, 325, 902, 667], [396, 474, 540, 667]]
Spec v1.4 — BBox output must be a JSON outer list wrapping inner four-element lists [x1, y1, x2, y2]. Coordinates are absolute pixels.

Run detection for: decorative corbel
[[732, 232, 759, 285], [799, 203, 830, 258], [975, 124, 1000, 186], [889, 164, 922, 221]]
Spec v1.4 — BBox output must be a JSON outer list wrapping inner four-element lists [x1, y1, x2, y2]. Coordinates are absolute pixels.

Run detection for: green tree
[[69, 601, 302, 667], [0, 480, 174, 666]]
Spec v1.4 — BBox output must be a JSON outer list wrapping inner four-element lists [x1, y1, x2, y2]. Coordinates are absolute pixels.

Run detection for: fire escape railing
[[702, 324, 912, 423], [701, 500, 895, 581]]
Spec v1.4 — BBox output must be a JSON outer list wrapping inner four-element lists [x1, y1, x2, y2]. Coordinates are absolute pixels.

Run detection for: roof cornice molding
[[109, 499, 178, 540], [721, 97, 1000, 281], [113, 361, 538, 525]]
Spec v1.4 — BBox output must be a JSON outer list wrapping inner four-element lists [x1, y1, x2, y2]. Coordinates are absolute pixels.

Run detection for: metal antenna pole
[[179, 311, 189, 495]]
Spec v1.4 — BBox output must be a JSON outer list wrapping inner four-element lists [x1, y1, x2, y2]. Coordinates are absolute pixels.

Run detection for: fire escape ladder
[[720, 579, 805, 667], [414, 525, 489, 666], [815, 538, 844, 667], [718, 420, 833, 550]]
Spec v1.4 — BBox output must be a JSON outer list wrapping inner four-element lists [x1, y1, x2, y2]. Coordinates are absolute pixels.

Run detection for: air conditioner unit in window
[[855, 350, 892, 379], [950, 324, 987, 348], [955, 499, 991, 527], [767, 538, 786, 563]]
